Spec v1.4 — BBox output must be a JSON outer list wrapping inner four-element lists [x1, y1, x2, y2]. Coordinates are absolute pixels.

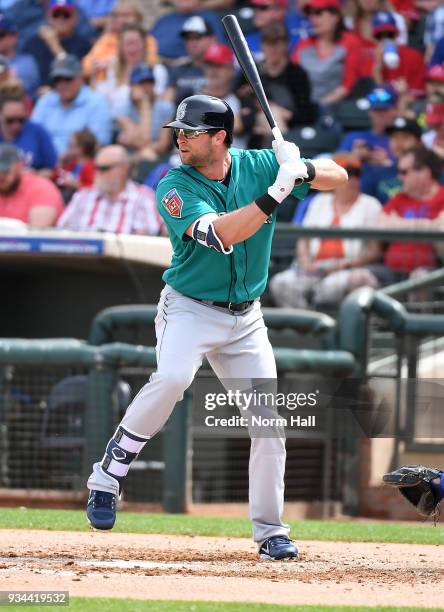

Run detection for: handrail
[[89, 304, 337, 346], [382, 267, 444, 297], [275, 223, 444, 242]]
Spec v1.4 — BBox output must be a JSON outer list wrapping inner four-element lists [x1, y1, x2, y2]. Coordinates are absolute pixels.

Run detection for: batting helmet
[[164, 95, 234, 145]]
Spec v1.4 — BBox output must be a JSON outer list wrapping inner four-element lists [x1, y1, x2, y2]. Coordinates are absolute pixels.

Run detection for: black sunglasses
[[95, 163, 120, 172], [4, 116, 26, 125], [374, 31, 397, 40], [53, 76, 75, 84], [305, 7, 339, 16], [51, 10, 73, 19], [254, 4, 276, 10]]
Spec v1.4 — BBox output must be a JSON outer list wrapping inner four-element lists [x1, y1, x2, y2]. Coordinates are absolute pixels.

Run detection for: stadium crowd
[[0, 0, 443, 306]]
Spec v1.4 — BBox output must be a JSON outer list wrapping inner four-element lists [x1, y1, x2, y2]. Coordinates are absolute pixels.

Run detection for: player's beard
[[179, 143, 214, 169]]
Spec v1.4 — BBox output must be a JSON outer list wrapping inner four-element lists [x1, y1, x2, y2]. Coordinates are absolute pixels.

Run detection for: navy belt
[[192, 298, 254, 312]]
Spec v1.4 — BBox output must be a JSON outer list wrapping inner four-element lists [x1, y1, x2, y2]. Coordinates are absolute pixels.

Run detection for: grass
[[0, 507, 443, 545], [11, 601, 444, 612]]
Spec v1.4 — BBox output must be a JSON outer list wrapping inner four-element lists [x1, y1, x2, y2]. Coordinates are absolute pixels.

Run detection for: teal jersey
[[156, 147, 310, 302]]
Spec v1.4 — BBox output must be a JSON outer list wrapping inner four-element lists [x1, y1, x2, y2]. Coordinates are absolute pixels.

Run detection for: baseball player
[[86, 95, 347, 560]]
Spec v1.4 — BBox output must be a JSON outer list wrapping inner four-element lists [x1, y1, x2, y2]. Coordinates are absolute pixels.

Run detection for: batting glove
[[268, 161, 308, 203], [272, 139, 301, 166]]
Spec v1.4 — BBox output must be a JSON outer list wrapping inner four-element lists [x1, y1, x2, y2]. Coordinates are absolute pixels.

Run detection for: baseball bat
[[222, 14, 284, 145]]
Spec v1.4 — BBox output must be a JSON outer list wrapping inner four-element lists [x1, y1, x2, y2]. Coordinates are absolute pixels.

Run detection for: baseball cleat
[[87, 490, 116, 530], [259, 535, 298, 561]]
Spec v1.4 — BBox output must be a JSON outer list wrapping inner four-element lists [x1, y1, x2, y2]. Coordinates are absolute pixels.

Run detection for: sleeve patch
[[161, 188, 183, 218]]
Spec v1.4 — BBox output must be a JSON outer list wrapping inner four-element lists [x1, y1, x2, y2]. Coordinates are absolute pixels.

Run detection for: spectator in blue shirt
[[23, 0, 91, 87], [338, 86, 399, 169], [151, 0, 225, 60], [4, 0, 95, 52], [31, 54, 112, 157], [0, 14, 40, 97], [0, 92, 57, 172]]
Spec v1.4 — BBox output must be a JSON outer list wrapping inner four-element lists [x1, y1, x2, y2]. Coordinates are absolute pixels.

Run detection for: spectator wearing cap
[[0, 142, 63, 227], [425, 63, 444, 103], [166, 16, 215, 105], [338, 85, 398, 166], [422, 101, 444, 159], [372, 145, 444, 284], [82, 1, 158, 83], [246, 0, 311, 63], [291, 0, 364, 104], [345, 0, 408, 46], [57, 144, 163, 235], [367, 11, 426, 101], [4, 0, 94, 53], [269, 153, 382, 309], [361, 116, 422, 203], [0, 14, 40, 97], [114, 63, 175, 157], [151, 0, 224, 61], [0, 91, 57, 173], [22, 0, 92, 88], [31, 54, 112, 157], [199, 42, 246, 147], [93, 23, 168, 118]]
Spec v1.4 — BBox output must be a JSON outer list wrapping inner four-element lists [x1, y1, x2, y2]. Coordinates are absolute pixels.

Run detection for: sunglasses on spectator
[[51, 10, 73, 19], [374, 31, 397, 40], [0, 31, 10, 38], [53, 76, 75, 84], [254, 5, 277, 11], [96, 163, 120, 172], [174, 128, 211, 139], [3, 116, 26, 125], [305, 7, 339, 16]]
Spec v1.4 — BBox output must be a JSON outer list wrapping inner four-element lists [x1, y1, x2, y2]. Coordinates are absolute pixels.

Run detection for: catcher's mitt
[[382, 465, 443, 519]]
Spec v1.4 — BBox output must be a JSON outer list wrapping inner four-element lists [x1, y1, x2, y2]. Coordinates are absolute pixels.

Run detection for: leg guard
[[100, 425, 149, 491]]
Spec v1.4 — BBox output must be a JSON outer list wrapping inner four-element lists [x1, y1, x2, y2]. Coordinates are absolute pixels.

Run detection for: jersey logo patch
[[162, 188, 183, 218]]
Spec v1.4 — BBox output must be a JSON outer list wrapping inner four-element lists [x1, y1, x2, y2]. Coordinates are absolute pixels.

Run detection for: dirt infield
[[1, 529, 443, 607]]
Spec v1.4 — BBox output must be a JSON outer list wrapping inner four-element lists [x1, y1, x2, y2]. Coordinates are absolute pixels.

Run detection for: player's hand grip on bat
[[271, 139, 312, 188], [268, 161, 306, 203], [272, 139, 301, 166]]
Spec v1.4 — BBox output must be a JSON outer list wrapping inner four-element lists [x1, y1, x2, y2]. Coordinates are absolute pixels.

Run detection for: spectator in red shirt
[[57, 144, 163, 235], [291, 0, 363, 104], [368, 11, 426, 103], [0, 143, 64, 227], [374, 146, 444, 282]]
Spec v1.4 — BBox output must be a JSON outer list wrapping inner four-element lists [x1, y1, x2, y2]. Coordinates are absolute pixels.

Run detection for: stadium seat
[[286, 125, 342, 158], [326, 98, 372, 132], [39, 375, 131, 489]]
